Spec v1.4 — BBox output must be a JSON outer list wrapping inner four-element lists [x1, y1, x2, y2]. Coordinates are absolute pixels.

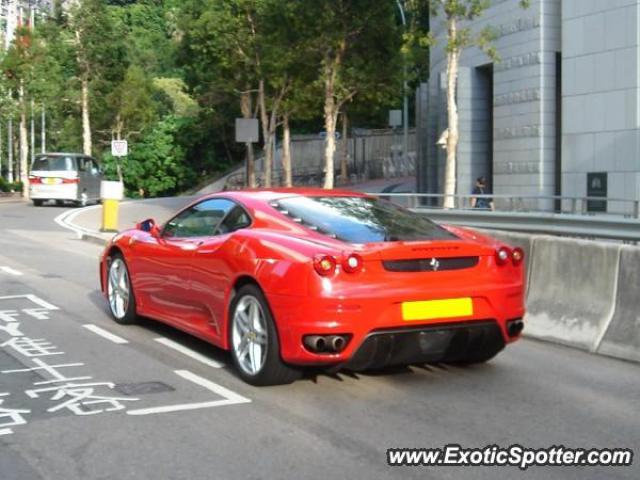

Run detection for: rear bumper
[[30, 184, 78, 200], [269, 284, 524, 366], [344, 321, 504, 370]]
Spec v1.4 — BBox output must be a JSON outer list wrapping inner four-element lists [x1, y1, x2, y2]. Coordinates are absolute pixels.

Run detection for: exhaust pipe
[[507, 319, 524, 337], [328, 335, 347, 352], [303, 335, 327, 353]]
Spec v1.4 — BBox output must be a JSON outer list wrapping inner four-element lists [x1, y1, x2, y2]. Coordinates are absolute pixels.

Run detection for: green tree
[[67, 0, 127, 155], [295, 0, 403, 189], [103, 115, 189, 197], [430, 0, 529, 208]]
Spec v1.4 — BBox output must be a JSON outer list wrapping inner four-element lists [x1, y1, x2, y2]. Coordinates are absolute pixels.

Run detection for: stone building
[[416, 0, 640, 213]]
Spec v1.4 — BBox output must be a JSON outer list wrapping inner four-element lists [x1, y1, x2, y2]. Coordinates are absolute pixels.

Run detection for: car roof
[[35, 152, 95, 158], [205, 188, 371, 203]]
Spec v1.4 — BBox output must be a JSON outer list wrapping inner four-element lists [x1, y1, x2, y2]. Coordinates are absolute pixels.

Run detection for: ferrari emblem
[[430, 258, 440, 271]]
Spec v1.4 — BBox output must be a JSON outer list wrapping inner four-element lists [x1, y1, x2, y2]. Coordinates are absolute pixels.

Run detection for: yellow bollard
[[102, 198, 120, 232], [100, 181, 124, 232]]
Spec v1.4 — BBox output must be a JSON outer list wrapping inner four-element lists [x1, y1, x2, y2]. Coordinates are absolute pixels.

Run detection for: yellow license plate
[[401, 298, 473, 321], [44, 178, 61, 185]]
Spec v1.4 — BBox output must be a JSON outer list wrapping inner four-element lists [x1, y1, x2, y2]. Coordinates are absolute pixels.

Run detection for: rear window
[[31, 156, 77, 172], [274, 196, 457, 243]]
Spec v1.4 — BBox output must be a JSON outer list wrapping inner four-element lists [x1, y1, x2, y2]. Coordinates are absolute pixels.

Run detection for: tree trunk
[[240, 91, 256, 188], [323, 73, 337, 190], [443, 19, 459, 209], [282, 113, 292, 187], [258, 79, 272, 187], [7, 117, 13, 183], [81, 74, 92, 156], [340, 111, 349, 183], [19, 84, 29, 199]]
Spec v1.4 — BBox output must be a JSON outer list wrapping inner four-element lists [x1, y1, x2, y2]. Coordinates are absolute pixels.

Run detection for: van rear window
[[32, 156, 77, 172]]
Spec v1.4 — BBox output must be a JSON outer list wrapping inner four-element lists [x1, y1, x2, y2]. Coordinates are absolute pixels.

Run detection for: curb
[[80, 232, 112, 246], [54, 205, 115, 246]]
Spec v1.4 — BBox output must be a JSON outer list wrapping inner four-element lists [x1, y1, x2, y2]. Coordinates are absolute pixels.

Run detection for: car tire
[[229, 284, 301, 386], [32, 199, 43, 207], [106, 253, 138, 325]]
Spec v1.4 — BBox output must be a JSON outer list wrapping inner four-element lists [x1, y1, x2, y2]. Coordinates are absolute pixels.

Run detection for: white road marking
[[83, 324, 129, 345], [126, 370, 251, 416], [154, 337, 223, 368], [0, 266, 23, 276], [53, 205, 103, 238], [0, 428, 14, 436], [0, 294, 59, 311]]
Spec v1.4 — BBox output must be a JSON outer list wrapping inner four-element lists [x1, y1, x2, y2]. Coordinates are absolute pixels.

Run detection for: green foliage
[[1, 0, 433, 194], [103, 116, 190, 197], [0, 178, 23, 193]]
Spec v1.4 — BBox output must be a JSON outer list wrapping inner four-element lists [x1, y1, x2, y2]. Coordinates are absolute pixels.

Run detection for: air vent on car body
[[383, 256, 479, 272]]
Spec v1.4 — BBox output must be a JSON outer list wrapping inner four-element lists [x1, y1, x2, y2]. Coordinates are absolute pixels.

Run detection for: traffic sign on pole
[[235, 118, 259, 143], [111, 140, 128, 157]]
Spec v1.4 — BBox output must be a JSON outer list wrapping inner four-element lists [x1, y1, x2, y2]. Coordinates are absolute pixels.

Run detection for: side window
[[216, 205, 251, 234], [163, 199, 236, 238], [90, 159, 101, 176], [77, 157, 88, 172]]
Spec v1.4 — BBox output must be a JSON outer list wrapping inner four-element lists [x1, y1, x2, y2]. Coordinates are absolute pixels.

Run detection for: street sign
[[111, 140, 128, 157], [389, 110, 402, 128], [235, 118, 259, 143]]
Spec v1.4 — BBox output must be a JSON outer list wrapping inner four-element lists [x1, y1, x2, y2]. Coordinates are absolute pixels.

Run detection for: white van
[[29, 153, 103, 207]]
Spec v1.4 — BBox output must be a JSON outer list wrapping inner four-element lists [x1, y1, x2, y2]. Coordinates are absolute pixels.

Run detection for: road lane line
[[154, 337, 223, 368], [83, 324, 129, 344], [0, 266, 23, 276], [126, 370, 251, 416], [0, 428, 13, 436], [0, 294, 59, 311]]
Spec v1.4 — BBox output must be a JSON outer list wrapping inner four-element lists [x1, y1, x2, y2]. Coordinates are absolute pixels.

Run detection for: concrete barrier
[[596, 247, 640, 362], [524, 236, 620, 351]]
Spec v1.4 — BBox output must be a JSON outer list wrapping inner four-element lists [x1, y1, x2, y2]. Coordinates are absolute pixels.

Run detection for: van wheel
[[32, 199, 43, 207]]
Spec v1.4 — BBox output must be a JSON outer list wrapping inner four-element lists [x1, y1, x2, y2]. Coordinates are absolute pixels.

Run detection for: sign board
[[587, 172, 607, 212], [111, 140, 128, 157], [389, 109, 402, 128], [235, 118, 260, 143]]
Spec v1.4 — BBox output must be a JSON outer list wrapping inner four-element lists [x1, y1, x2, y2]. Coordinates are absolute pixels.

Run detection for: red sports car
[[100, 189, 525, 385]]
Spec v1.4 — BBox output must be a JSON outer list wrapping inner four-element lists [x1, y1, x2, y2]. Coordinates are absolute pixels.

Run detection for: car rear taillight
[[342, 253, 363, 274], [28, 176, 42, 184], [495, 247, 511, 266], [62, 177, 79, 184], [313, 255, 337, 276], [512, 247, 524, 266]]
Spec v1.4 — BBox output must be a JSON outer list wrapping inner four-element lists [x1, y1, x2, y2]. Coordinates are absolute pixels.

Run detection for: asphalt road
[[0, 200, 638, 480]]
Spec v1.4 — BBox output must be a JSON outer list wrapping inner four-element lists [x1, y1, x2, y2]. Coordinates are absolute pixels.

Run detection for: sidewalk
[[0, 193, 26, 204]]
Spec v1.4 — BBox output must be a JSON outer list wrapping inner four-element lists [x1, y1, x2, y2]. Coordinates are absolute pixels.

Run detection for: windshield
[[274, 196, 458, 243], [31, 156, 77, 172]]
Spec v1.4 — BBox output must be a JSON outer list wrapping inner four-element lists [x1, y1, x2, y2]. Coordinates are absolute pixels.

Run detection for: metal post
[[396, 0, 409, 167]]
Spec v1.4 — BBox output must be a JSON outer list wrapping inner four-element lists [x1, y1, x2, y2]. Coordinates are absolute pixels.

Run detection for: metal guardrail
[[376, 192, 640, 218], [374, 193, 640, 242]]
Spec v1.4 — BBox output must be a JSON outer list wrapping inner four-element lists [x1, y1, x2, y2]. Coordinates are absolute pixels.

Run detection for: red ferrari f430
[[100, 189, 525, 385]]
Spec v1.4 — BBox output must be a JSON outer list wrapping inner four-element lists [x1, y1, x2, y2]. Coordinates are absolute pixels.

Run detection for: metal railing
[[374, 193, 640, 242], [375, 193, 640, 219]]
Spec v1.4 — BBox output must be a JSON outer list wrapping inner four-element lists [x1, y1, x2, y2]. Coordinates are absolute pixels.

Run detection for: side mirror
[[137, 218, 159, 237]]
